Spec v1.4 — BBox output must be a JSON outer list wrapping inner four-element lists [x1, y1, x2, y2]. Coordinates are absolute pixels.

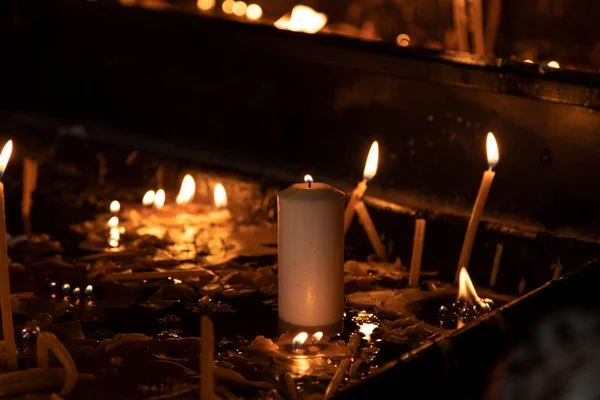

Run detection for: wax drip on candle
[[304, 174, 313, 189]]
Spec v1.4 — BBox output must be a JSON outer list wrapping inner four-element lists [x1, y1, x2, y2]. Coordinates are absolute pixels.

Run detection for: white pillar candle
[[455, 132, 499, 283], [0, 141, 17, 370], [278, 175, 345, 328]]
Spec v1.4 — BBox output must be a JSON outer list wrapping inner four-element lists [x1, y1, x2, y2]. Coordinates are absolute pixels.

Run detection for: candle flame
[[363, 140, 379, 180], [457, 267, 481, 305], [293, 332, 308, 347], [108, 216, 119, 228], [274, 5, 327, 34], [142, 190, 156, 206], [0, 140, 13, 178], [109, 226, 120, 247], [246, 3, 262, 20], [547, 61, 560, 69], [110, 200, 121, 213], [176, 174, 196, 205], [311, 331, 323, 344], [524, 59, 533, 63], [214, 183, 227, 209], [486, 132, 499, 169], [154, 189, 166, 209], [304, 174, 313, 183]]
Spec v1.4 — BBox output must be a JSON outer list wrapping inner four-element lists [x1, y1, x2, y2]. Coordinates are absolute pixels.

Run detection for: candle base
[[277, 318, 343, 337]]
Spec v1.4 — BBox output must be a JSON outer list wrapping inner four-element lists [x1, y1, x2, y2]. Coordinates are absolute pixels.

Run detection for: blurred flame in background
[[274, 5, 327, 34]]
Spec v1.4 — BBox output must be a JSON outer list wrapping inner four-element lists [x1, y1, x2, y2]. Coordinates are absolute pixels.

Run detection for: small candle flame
[[176, 174, 196, 205], [524, 59, 534, 63], [109, 226, 120, 247], [311, 331, 323, 345], [457, 267, 481, 305], [363, 140, 379, 180], [0, 140, 13, 178], [547, 61, 560, 69], [110, 200, 121, 213], [154, 189, 166, 209], [274, 5, 327, 34], [142, 190, 156, 206], [108, 216, 119, 228], [293, 332, 308, 347], [304, 175, 313, 188], [486, 132, 499, 169], [232, 1, 247, 16], [214, 184, 227, 209]]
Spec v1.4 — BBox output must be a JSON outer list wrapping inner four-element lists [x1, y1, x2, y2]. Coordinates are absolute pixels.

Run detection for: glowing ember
[[486, 132, 499, 169], [0, 140, 13, 177], [232, 1, 247, 16], [110, 200, 121, 213], [292, 332, 308, 348], [214, 184, 227, 209], [142, 190, 156, 206], [547, 60, 560, 69], [363, 140, 379, 180], [439, 268, 494, 328], [176, 174, 196, 205], [154, 189, 165, 209], [245, 4, 262, 20], [311, 331, 323, 345], [197, 0, 215, 11], [107, 216, 119, 228], [274, 5, 327, 34]]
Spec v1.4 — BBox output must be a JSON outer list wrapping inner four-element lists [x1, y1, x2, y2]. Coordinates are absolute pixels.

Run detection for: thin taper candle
[[354, 201, 388, 262], [408, 218, 426, 288], [344, 141, 378, 234], [0, 141, 18, 370], [455, 132, 499, 283]]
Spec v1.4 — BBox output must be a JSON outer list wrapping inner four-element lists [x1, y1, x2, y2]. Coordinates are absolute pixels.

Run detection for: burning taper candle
[[0, 140, 18, 370], [455, 132, 499, 283], [344, 141, 378, 234]]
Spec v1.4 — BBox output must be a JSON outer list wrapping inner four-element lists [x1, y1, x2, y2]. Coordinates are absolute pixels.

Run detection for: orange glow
[[142, 190, 156, 206], [176, 174, 196, 205], [110, 200, 121, 213], [363, 140, 379, 180], [154, 189, 166, 209], [274, 5, 327, 34], [396, 33, 410, 47], [232, 1, 247, 16], [119, 0, 137, 6], [214, 184, 227, 208], [197, 0, 215, 11], [0, 140, 13, 177], [311, 331, 323, 344], [108, 216, 119, 228], [457, 267, 481, 306], [293, 332, 308, 347], [486, 132, 499, 168], [547, 61, 560, 69], [222, 0, 234, 14], [246, 4, 262, 20]]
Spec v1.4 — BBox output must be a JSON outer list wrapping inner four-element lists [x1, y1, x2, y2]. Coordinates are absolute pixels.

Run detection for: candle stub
[[278, 181, 345, 329]]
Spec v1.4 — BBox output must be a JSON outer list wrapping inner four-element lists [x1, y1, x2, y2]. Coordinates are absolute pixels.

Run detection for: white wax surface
[[278, 182, 345, 328]]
